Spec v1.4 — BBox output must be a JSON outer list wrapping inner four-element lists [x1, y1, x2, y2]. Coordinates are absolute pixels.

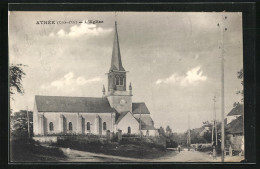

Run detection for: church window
[[128, 126, 131, 134], [115, 75, 120, 85], [103, 122, 107, 130], [87, 122, 90, 131], [119, 76, 124, 85], [69, 122, 73, 131], [49, 122, 54, 131]]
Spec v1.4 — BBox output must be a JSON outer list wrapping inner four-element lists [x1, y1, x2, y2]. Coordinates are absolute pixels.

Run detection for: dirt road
[[58, 147, 244, 163]]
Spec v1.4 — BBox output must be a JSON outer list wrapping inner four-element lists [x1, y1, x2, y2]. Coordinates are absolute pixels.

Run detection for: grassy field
[[10, 138, 67, 162]]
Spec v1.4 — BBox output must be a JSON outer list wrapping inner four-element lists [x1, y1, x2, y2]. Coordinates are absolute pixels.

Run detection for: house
[[33, 21, 158, 137], [225, 105, 244, 155], [226, 104, 243, 124]]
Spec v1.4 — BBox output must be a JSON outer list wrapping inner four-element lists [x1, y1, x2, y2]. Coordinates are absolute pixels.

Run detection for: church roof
[[35, 95, 114, 113], [132, 103, 150, 114], [227, 104, 244, 116], [141, 125, 157, 130], [135, 116, 156, 130], [115, 111, 131, 124], [109, 21, 125, 72]]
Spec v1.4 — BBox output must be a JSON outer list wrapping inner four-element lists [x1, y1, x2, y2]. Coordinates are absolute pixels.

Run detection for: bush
[[53, 136, 168, 159], [166, 140, 178, 148], [10, 138, 66, 162]]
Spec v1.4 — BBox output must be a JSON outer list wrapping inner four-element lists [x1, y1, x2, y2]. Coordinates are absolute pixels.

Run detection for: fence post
[[117, 130, 122, 142], [106, 130, 111, 142]]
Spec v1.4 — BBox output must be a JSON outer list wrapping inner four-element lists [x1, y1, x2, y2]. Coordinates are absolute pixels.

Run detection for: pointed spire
[[109, 21, 125, 72]]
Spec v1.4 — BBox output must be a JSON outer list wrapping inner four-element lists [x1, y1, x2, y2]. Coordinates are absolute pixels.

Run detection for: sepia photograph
[[9, 11, 244, 163]]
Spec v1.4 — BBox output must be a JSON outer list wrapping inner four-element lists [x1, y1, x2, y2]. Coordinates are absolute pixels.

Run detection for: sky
[[9, 12, 243, 132]]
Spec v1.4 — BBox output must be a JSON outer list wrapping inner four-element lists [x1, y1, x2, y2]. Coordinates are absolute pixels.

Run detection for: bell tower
[[106, 21, 132, 113]]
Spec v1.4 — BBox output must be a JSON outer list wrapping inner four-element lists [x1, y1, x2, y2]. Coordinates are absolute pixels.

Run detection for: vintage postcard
[[9, 11, 244, 162]]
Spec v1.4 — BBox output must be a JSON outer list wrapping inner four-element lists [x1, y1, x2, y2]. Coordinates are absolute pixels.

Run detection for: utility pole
[[140, 111, 142, 138], [218, 13, 227, 162], [212, 96, 216, 145], [187, 113, 191, 150], [26, 106, 30, 138], [214, 96, 218, 146]]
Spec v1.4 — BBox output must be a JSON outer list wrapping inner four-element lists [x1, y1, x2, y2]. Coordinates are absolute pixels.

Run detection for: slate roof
[[35, 95, 114, 113], [227, 104, 244, 116], [132, 103, 150, 114], [141, 124, 157, 130], [135, 116, 156, 130], [225, 115, 243, 134], [115, 111, 129, 124]]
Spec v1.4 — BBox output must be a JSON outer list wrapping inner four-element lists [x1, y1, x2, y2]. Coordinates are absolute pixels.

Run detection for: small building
[[225, 105, 244, 155], [226, 104, 243, 124], [33, 21, 158, 137]]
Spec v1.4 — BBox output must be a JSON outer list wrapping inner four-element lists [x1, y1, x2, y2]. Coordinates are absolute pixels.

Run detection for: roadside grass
[[10, 138, 67, 162]]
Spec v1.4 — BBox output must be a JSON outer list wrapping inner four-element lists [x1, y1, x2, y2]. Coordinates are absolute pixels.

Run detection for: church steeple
[[107, 21, 127, 92], [106, 19, 132, 114], [109, 21, 125, 72]]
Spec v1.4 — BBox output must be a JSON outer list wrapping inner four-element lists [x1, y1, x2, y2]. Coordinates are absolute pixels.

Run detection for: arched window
[[115, 75, 120, 85], [69, 122, 73, 131], [119, 76, 124, 85], [103, 122, 107, 130], [128, 126, 131, 134], [87, 122, 90, 131], [49, 122, 54, 131]]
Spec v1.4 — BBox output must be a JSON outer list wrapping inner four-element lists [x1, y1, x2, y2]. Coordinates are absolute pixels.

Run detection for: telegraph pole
[[187, 113, 191, 150], [218, 13, 227, 162], [213, 96, 217, 146], [212, 96, 216, 145], [140, 110, 142, 138], [26, 106, 30, 138], [212, 95, 218, 146]]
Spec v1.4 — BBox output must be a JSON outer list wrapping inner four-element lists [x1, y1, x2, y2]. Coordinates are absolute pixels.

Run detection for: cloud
[[41, 72, 101, 91], [50, 22, 112, 38], [195, 54, 199, 60], [156, 66, 207, 87]]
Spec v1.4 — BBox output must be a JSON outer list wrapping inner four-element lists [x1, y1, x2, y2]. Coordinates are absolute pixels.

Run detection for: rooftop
[[227, 104, 244, 116], [132, 103, 150, 114], [35, 95, 114, 113]]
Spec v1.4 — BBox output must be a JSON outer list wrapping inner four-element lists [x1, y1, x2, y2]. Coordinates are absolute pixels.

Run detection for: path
[[58, 147, 244, 162]]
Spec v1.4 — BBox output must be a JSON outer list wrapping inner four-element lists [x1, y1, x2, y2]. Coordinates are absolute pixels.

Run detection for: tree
[[236, 68, 243, 103], [166, 125, 172, 136], [158, 126, 166, 136], [10, 64, 26, 96], [10, 110, 33, 138]]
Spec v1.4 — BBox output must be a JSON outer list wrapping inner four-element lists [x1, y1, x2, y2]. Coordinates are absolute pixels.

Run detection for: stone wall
[[33, 136, 58, 143]]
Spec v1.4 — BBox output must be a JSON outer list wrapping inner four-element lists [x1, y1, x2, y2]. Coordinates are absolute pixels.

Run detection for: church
[[33, 21, 158, 137]]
